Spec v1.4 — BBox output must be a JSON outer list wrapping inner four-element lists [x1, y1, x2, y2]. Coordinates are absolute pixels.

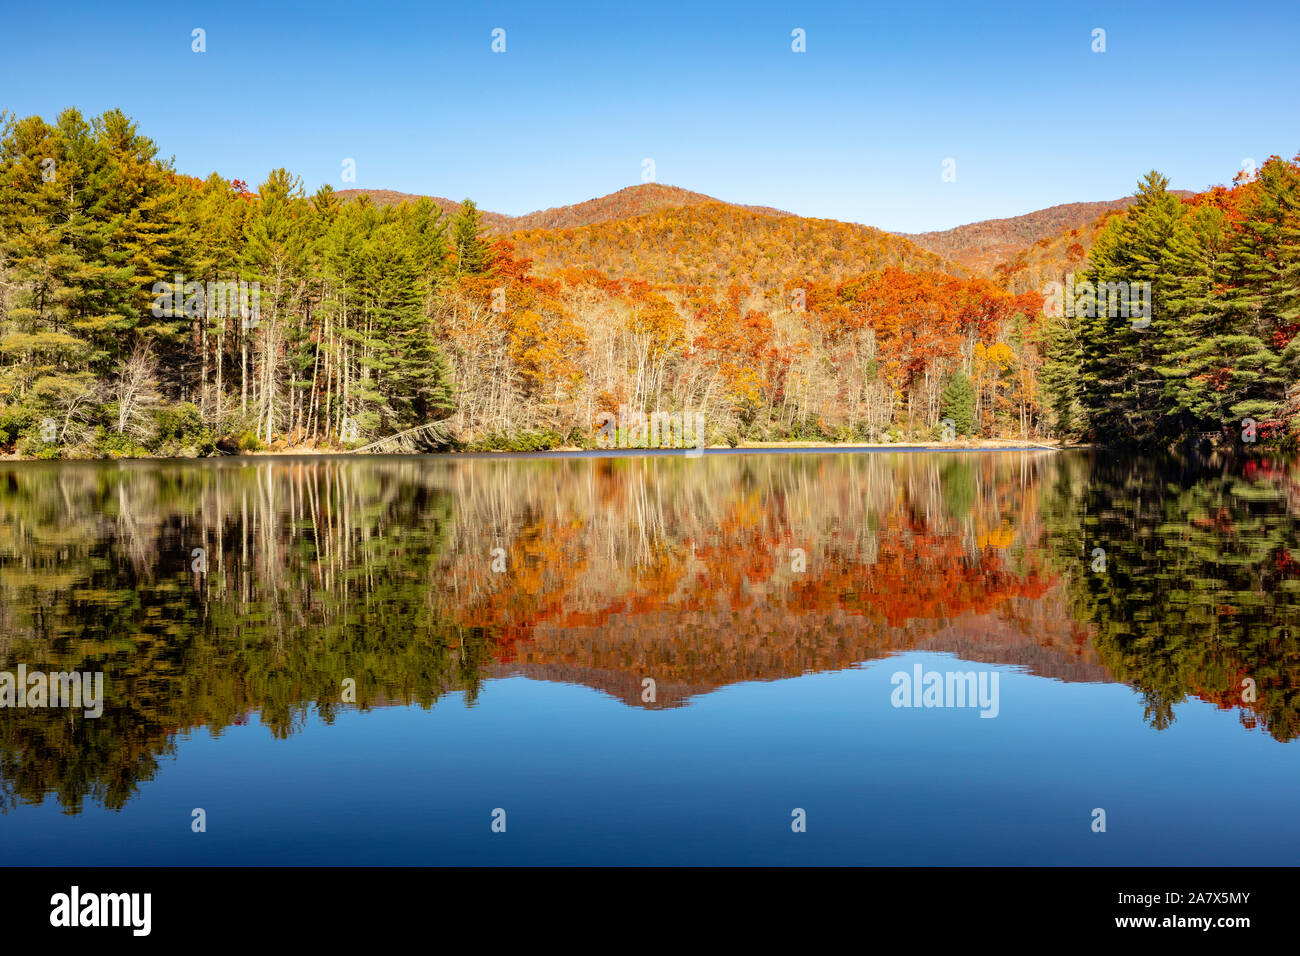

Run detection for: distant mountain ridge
[[335, 183, 790, 234], [505, 184, 792, 231], [896, 199, 1138, 273], [897, 192, 1195, 274], [335, 183, 1194, 285], [335, 189, 514, 230], [339, 183, 956, 284]]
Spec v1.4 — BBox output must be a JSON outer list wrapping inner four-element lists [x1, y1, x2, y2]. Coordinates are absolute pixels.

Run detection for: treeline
[[1044, 161, 1300, 448], [0, 107, 471, 457], [0, 107, 1057, 457], [438, 262, 1048, 447]]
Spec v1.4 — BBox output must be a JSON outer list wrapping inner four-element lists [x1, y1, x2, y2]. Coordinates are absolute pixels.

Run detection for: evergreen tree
[[1041, 310, 1084, 440], [940, 369, 975, 436], [1135, 200, 1225, 441], [1211, 156, 1300, 432], [1076, 171, 1189, 444], [451, 199, 491, 276]]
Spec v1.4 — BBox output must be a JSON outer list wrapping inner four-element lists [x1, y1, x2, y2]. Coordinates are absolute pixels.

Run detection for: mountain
[[336, 184, 1212, 289], [335, 183, 788, 233], [899, 198, 1144, 274], [990, 210, 1124, 294], [504, 183, 791, 231], [335, 189, 515, 230], [990, 190, 1198, 293], [900, 192, 1196, 277], [507, 201, 956, 287], [338, 183, 957, 285]]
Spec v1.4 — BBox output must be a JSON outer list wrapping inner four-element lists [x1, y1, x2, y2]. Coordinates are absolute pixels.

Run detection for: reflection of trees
[[438, 453, 1080, 696], [0, 451, 1101, 813], [0, 461, 484, 813], [1044, 453, 1300, 741]]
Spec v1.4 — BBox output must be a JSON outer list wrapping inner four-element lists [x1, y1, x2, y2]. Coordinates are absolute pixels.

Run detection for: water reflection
[[0, 449, 1296, 814], [1043, 454, 1300, 740]]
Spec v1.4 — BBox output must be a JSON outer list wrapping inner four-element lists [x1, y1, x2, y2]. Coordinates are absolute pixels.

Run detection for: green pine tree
[[451, 199, 491, 276], [940, 369, 975, 436]]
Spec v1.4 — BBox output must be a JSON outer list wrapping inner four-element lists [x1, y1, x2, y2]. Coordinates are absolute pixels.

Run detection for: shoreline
[[0, 438, 1074, 463]]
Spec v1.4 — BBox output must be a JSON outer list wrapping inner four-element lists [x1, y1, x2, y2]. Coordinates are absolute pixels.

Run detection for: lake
[[1, 449, 1297, 865]]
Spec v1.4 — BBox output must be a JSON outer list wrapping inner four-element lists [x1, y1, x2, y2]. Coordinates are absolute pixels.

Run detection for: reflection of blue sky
[[9, 651, 1295, 865]]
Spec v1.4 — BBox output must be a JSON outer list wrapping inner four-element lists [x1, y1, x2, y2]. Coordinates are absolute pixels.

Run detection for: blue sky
[[2, 0, 1298, 231]]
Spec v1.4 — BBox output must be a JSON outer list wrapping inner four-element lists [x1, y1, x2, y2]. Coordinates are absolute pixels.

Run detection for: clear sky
[[3, 0, 1298, 232]]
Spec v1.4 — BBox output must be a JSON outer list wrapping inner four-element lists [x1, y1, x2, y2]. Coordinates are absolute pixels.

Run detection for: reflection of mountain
[[489, 588, 1107, 709], [440, 452, 1097, 704], [0, 449, 1297, 813]]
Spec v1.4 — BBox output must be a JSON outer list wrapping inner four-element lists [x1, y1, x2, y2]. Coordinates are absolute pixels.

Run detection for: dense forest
[[0, 107, 1297, 457], [1043, 162, 1300, 448]]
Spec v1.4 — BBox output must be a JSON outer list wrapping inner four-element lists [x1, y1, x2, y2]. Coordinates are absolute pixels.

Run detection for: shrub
[[235, 430, 265, 453], [151, 403, 217, 456], [0, 408, 34, 450], [94, 428, 148, 459], [465, 429, 564, 452]]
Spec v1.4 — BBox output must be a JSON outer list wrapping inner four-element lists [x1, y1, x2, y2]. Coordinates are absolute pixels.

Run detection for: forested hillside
[[902, 194, 1189, 275], [902, 198, 1138, 273], [992, 212, 1122, 295], [1, 107, 1296, 457], [336, 182, 788, 233], [508, 201, 956, 287]]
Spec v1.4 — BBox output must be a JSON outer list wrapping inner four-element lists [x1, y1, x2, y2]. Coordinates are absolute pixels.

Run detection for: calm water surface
[[1, 449, 1297, 864]]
